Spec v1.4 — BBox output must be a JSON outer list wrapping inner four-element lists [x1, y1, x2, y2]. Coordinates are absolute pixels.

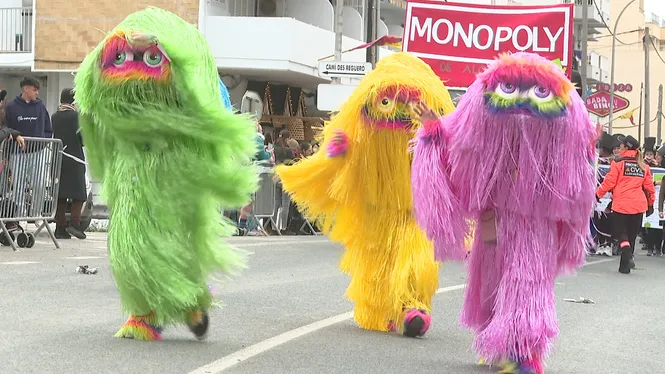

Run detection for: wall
[[33, 0, 200, 70], [0, 75, 23, 98], [589, 0, 656, 140]]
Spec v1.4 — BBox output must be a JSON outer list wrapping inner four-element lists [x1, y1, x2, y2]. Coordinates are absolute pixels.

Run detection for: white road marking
[[234, 240, 328, 248], [188, 257, 616, 374], [0, 261, 39, 265]]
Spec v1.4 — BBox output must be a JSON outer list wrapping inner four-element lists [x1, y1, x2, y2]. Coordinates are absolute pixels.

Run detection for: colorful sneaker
[[114, 314, 163, 341], [402, 309, 431, 338], [188, 311, 210, 340], [499, 357, 544, 374]]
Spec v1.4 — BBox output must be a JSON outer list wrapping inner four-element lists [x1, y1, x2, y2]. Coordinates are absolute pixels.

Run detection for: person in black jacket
[[52, 88, 87, 240]]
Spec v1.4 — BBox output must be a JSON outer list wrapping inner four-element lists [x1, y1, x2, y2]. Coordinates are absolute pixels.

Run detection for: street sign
[[585, 91, 630, 118], [317, 61, 373, 79], [317, 83, 358, 111]]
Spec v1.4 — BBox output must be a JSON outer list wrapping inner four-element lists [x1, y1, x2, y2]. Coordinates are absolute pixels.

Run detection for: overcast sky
[[646, 0, 665, 17]]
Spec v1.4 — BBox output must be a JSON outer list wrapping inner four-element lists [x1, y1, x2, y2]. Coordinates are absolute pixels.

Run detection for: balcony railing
[[0, 7, 33, 52]]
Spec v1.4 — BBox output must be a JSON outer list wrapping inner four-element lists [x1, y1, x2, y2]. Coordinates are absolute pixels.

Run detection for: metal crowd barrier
[[252, 165, 280, 236], [0, 137, 63, 251]]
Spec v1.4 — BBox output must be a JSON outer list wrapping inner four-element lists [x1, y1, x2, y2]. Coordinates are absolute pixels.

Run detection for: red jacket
[[596, 149, 656, 214]]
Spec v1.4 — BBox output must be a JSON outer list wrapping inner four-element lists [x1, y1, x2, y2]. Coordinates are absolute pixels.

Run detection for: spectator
[[596, 135, 656, 274], [264, 132, 275, 164], [299, 142, 313, 159], [645, 148, 659, 168], [287, 138, 301, 159], [311, 140, 320, 154], [3, 76, 52, 220], [52, 88, 87, 240], [235, 122, 271, 236], [253, 123, 270, 162], [0, 89, 7, 127], [271, 129, 295, 234], [273, 129, 295, 165]]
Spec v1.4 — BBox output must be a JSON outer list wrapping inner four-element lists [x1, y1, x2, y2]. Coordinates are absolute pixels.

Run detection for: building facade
[[1, 0, 611, 125]]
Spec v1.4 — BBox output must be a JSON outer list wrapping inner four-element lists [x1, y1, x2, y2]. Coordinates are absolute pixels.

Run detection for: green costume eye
[[113, 52, 127, 66], [144, 51, 163, 67], [113, 50, 134, 66]]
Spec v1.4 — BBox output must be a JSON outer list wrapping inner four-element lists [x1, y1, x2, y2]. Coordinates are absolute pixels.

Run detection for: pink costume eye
[[499, 82, 516, 94], [528, 85, 554, 102], [533, 86, 551, 99]]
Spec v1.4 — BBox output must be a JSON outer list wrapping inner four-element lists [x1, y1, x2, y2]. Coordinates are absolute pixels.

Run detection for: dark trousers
[[646, 228, 663, 251], [612, 212, 643, 266], [55, 199, 84, 229]]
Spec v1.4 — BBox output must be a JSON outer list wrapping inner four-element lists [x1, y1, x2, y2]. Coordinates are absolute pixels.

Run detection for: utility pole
[[580, 0, 589, 99], [608, 0, 637, 135], [366, 0, 379, 67], [658, 84, 663, 144], [638, 83, 643, 143], [644, 27, 651, 139], [332, 0, 344, 84]]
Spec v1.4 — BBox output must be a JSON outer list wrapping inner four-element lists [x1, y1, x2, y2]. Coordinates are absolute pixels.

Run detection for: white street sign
[[317, 61, 373, 79], [317, 84, 358, 112]]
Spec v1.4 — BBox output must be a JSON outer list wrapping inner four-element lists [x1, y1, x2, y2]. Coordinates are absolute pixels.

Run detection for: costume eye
[[528, 85, 553, 102], [494, 82, 519, 99], [113, 51, 133, 66], [381, 98, 390, 106], [143, 51, 164, 67]]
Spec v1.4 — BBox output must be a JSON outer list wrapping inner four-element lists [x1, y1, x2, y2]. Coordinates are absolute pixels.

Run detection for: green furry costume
[[74, 7, 258, 340]]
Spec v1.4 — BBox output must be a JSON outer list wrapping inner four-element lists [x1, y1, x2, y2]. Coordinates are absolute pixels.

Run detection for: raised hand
[[326, 129, 349, 158], [411, 102, 442, 135]]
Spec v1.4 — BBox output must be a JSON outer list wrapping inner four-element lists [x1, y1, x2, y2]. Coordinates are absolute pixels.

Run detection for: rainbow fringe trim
[[478, 357, 544, 374], [114, 313, 163, 341]]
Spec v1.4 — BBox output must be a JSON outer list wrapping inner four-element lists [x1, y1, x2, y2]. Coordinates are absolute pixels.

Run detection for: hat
[[644, 137, 656, 153], [599, 132, 619, 151], [658, 144, 665, 157], [617, 134, 639, 150]]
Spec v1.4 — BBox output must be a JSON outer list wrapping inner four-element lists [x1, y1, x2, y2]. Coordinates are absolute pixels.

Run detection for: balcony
[[586, 50, 609, 84], [206, 16, 395, 88], [0, 7, 32, 52], [203, 0, 400, 88], [562, 0, 608, 29], [0, 7, 33, 68]]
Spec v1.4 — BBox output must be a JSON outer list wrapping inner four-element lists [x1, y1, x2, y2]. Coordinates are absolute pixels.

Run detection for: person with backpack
[[596, 135, 656, 274]]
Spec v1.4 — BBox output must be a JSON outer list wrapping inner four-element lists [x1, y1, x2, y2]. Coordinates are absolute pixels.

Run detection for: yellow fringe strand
[[276, 52, 456, 332]]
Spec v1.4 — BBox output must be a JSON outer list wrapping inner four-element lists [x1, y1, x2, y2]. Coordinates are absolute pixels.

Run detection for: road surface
[[0, 233, 662, 374]]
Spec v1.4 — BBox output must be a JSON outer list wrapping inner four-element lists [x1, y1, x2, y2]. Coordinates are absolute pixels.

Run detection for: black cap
[[599, 132, 620, 151], [617, 134, 640, 150], [60, 88, 74, 104]]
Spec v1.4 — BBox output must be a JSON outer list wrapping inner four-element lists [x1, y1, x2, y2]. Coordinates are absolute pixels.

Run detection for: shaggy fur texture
[[411, 52, 596, 365]]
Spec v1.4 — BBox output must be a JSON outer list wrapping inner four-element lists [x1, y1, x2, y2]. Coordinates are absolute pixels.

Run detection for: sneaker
[[65, 225, 86, 240], [402, 309, 431, 338], [188, 311, 210, 340], [648, 248, 654, 256], [55, 228, 72, 240]]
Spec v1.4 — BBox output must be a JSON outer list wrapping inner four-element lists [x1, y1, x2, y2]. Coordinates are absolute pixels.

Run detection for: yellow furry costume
[[276, 52, 456, 337]]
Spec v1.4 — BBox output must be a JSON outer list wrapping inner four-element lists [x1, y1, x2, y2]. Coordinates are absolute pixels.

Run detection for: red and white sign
[[402, 1, 574, 88], [585, 91, 630, 118]]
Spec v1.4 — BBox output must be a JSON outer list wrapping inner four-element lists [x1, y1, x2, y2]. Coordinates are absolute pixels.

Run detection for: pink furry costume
[[411, 53, 596, 373]]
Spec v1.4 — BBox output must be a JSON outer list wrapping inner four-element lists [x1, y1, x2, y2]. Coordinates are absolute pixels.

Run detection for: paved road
[[0, 233, 663, 374]]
